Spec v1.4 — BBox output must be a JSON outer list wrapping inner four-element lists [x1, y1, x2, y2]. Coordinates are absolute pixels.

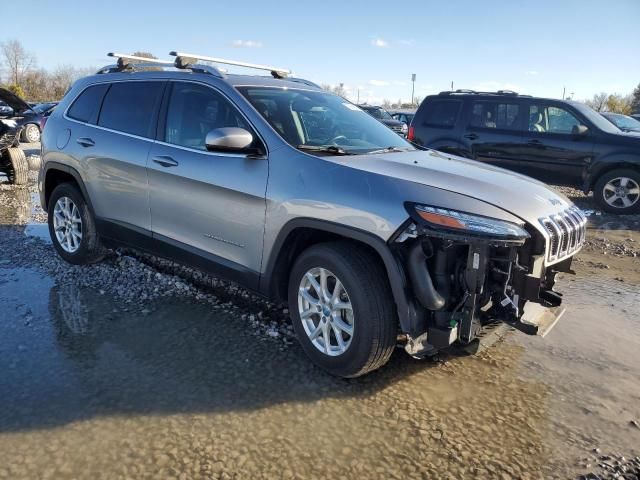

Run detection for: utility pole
[[357, 88, 360, 104], [562, 86, 566, 99], [451, 81, 454, 91], [411, 73, 416, 105]]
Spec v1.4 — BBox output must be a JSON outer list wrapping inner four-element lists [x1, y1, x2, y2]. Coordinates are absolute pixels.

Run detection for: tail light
[[407, 125, 415, 141]]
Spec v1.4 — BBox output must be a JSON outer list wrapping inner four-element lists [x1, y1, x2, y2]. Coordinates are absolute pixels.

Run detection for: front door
[[147, 81, 268, 285], [515, 101, 593, 186]]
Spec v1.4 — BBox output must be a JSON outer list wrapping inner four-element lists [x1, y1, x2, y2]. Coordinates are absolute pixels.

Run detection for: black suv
[[409, 90, 640, 214]]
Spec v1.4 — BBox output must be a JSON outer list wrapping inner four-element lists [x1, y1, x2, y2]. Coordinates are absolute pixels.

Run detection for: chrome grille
[[539, 207, 587, 263]]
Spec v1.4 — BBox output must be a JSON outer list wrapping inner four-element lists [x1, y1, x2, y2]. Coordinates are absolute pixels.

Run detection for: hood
[[0, 88, 34, 115], [345, 149, 573, 228]]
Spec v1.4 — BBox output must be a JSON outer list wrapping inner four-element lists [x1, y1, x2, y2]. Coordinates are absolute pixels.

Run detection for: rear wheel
[[594, 168, 640, 214], [288, 242, 397, 378], [5, 148, 28, 185], [48, 183, 105, 264]]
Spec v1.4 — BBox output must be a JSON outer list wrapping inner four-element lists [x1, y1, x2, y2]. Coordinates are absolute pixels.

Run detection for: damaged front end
[[393, 203, 586, 357]]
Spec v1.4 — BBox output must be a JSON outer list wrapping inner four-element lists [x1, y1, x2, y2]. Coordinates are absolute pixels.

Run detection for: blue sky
[[3, 0, 639, 104]]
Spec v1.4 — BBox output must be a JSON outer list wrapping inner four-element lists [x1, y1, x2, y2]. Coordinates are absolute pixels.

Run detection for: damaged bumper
[[391, 205, 586, 357]]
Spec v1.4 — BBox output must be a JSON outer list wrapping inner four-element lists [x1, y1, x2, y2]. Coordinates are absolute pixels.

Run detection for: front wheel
[[48, 183, 105, 264], [5, 147, 28, 185], [288, 242, 397, 378], [594, 169, 640, 214]]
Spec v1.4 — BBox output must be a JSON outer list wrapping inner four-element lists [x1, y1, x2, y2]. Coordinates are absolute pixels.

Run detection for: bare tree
[[585, 92, 609, 112], [1, 39, 35, 85]]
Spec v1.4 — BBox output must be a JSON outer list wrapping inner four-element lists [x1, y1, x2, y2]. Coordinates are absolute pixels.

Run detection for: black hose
[[407, 242, 446, 311]]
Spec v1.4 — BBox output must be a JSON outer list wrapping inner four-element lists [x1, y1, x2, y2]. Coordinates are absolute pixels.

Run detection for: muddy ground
[[1, 146, 639, 479]]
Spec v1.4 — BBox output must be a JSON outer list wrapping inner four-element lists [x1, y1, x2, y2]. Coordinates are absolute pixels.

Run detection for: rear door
[[412, 99, 464, 154], [76, 80, 165, 235], [460, 98, 526, 167], [147, 81, 268, 285], [515, 101, 593, 186]]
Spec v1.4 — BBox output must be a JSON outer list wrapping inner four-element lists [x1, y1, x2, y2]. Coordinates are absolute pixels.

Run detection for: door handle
[[152, 156, 179, 168], [76, 137, 95, 147], [464, 133, 478, 140]]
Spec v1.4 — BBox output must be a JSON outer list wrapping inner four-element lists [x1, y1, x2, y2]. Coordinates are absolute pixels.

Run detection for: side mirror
[[572, 125, 589, 136], [205, 127, 255, 153]]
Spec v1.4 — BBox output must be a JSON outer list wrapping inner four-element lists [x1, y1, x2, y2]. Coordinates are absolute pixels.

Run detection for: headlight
[[409, 204, 530, 240]]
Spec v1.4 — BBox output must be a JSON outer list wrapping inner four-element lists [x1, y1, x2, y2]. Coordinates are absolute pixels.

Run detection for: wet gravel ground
[[1, 147, 639, 479]]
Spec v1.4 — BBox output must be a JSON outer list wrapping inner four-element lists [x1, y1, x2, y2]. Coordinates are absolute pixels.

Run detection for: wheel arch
[[42, 162, 94, 216], [261, 218, 416, 333], [585, 157, 640, 192]]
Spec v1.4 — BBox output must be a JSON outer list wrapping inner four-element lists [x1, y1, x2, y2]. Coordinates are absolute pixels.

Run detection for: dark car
[[409, 90, 640, 213], [601, 112, 640, 133], [389, 109, 415, 127], [358, 105, 407, 136], [0, 89, 47, 143]]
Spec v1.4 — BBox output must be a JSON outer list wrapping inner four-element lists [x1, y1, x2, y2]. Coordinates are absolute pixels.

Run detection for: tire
[[21, 124, 41, 143], [6, 148, 28, 185], [48, 182, 105, 265], [594, 168, 640, 214], [288, 241, 397, 378]]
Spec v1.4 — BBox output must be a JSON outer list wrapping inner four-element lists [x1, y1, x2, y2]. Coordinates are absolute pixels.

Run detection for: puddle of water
[[23, 223, 50, 243], [0, 266, 639, 479]]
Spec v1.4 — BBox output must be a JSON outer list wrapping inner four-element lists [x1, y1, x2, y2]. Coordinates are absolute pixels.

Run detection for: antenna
[[169, 51, 291, 78]]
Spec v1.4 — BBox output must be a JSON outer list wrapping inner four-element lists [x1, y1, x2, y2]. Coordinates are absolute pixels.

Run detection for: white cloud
[[371, 38, 389, 48], [393, 81, 408, 86], [231, 40, 263, 48], [525, 70, 539, 76], [368, 79, 389, 87], [398, 39, 415, 46]]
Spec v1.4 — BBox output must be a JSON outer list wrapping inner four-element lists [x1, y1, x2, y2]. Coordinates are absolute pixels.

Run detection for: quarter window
[[67, 84, 109, 123], [98, 81, 164, 138], [529, 105, 581, 134], [422, 101, 461, 128], [470, 102, 521, 130], [165, 82, 249, 151]]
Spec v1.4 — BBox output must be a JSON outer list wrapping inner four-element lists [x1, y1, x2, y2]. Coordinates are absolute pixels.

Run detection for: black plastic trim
[[260, 218, 415, 332], [41, 162, 96, 216]]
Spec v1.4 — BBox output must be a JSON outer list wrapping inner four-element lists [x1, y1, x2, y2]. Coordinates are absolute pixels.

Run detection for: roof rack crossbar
[[107, 52, 173, 68], [170, 51, 291, 78]]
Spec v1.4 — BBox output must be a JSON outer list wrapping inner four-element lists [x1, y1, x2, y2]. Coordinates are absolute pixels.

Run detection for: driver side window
[[528, 104, 581, 134], [165, 82, 248, 151]]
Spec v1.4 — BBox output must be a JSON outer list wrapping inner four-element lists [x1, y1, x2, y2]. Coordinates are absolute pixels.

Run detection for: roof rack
[[97, 52, 174, 74], [437, 89, 527, 97], [169, 51, 291, 79]]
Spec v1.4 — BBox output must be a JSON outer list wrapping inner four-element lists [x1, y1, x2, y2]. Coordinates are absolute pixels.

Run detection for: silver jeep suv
[[40, 52, 586, 377]]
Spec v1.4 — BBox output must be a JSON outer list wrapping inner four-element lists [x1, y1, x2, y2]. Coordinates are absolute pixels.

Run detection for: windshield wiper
[[297, 145, 355, 155], [366, 146, 413, 155]]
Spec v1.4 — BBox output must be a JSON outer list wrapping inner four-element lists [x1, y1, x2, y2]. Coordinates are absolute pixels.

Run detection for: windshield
[[237, 87, 413, 154], [605, 113, 640, 130], [571, 102, 621, 134]]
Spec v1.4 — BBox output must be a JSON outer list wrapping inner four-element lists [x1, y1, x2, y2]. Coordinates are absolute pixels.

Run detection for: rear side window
[[421, 100, 461, 128], [98, 81, 164, 138], [67, 84, 109, 123], [470, 102, 521, 130]]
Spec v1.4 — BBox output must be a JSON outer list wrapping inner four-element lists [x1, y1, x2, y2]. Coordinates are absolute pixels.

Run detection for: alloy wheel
[[53, 196, 82, 253], [603, 177, 640, 209], [297, 267, 354, 356]]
